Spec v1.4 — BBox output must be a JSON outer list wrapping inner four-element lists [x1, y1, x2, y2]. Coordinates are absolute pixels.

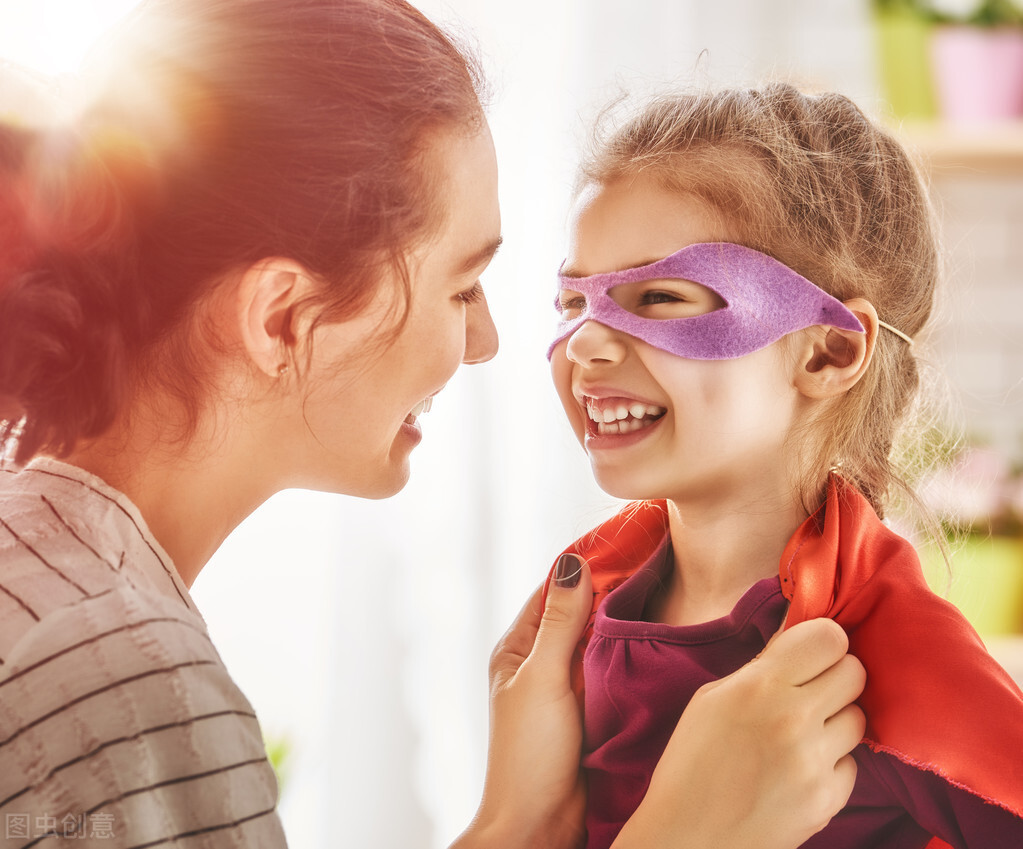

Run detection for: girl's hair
[[580, 82, 941, 518], [0, 0, 486, 464]]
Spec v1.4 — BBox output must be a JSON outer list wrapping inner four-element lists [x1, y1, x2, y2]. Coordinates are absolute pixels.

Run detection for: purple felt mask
[[547, 242, 863, 360]]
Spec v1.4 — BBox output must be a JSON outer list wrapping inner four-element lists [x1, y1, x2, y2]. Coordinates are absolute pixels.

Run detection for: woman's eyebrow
[[455, 235, 503, 275]]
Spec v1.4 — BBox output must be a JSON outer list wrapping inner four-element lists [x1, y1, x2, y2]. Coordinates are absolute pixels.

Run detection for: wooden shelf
[[895, 121, 1023, 176]]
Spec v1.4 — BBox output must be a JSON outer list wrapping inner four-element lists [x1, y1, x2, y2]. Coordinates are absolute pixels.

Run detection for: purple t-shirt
[[582, 538, 1023, 849]]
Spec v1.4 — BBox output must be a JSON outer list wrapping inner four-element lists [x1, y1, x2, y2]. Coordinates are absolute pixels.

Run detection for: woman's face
[[287, 126, 501, 497]]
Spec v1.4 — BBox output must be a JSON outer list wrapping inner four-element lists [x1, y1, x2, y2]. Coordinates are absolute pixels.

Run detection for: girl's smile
[[576, 390, 667, 446]]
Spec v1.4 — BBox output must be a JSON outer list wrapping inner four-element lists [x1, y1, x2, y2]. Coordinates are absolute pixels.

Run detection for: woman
[[0, 1, 865, 846]]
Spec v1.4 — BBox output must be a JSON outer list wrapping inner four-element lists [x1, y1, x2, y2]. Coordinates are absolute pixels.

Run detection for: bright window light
[[0, 0, 142, 76]]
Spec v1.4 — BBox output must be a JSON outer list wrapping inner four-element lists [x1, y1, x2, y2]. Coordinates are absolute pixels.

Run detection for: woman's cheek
[[426, 322, 466, 385]]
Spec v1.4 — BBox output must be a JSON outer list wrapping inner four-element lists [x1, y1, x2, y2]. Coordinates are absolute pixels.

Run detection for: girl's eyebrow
[[455, 235, 503, 275], [560, 256, 670, 280]]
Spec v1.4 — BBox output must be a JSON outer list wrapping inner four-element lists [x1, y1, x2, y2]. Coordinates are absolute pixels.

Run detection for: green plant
[[872, 0, 1023, 26], [264, 732, 293, 795]]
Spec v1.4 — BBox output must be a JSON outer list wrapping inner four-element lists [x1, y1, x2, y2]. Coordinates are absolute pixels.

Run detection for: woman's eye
[[558, 294, 587, 318], [458, 282, 484, 305]]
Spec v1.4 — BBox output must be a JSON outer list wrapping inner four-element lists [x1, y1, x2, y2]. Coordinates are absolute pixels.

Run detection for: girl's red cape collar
[[543, 475, 1023, 842]]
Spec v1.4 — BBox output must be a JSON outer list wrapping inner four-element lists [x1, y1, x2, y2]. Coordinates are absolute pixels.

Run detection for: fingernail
[[555, 553, 583, 589]]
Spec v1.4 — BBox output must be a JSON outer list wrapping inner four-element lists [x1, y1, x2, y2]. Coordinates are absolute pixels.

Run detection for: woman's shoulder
[[0, 571, 284, 846], [0, 459, 203, 653], [0, 461, 235, 725], [0, 576, 248, 747]]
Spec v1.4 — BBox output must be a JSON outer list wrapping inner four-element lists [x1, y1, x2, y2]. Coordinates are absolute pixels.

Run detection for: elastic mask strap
[[877, 319, 914, 347]]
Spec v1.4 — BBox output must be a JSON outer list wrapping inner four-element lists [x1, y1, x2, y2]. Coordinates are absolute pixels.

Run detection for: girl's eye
[[639, 290, 685, 306], [458, 282, 484, 305], [558, 294, 586, 318]]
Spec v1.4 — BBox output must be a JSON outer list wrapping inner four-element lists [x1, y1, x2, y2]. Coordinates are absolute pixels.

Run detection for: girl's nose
[[463, 293, 499, 364], [564, 319, 628, 367]]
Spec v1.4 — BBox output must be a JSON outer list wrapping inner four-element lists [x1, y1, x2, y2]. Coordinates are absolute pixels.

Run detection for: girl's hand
[[613, 617, 867, 849], [453, 555, 592, 849]]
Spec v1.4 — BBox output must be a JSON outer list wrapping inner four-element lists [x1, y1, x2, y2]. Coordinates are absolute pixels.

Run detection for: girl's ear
[[234, 258, 318, 379], [793, 297, 878, 400]]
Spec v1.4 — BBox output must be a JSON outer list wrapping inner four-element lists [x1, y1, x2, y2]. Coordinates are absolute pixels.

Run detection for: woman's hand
[[453, 555, 593, 849], [614, 618, 867, 849]]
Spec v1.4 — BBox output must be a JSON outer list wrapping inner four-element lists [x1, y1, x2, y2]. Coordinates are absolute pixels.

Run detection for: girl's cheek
[[550, 356, 584, 437]]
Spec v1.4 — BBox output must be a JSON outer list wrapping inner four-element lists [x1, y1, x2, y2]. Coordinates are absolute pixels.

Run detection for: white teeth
[[584, 396, 668, 435], [409, 397, 433, 418]]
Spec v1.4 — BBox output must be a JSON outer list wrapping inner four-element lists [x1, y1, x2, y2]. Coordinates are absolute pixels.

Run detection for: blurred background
[[2, 1, 1022, 846]]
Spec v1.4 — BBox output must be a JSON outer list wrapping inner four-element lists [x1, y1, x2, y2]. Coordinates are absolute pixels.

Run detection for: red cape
[[544, 478, 1023, 847]]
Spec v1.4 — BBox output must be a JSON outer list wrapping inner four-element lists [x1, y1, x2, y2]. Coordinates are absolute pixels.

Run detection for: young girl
[[546, 83, 1023, 849]]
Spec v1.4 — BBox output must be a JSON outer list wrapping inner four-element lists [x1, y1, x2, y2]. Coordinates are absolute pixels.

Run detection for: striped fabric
[[0, 459, 286, 848]]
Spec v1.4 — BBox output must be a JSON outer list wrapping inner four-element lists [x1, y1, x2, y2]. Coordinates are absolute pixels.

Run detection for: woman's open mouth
[[404, 396, 433, 426]]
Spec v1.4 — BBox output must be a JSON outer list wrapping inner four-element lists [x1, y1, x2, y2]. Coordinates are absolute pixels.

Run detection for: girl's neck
[[646, 483, 809, 627]]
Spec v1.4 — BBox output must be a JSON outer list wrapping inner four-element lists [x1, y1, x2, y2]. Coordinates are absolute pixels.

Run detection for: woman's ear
[[234, 258, 318, 379], [793, 297, 878, 400]]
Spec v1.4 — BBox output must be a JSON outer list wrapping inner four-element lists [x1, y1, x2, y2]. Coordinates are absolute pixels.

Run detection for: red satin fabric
[[544, 477, 1023, 845]]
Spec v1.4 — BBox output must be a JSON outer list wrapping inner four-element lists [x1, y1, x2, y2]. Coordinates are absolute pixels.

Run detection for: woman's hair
[[0, 0, 486, 464], [579, 82, 941, 518]]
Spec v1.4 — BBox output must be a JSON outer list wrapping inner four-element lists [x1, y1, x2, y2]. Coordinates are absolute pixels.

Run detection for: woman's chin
[[349, 465, 411, 500], [293, 458, 411, 501], [365, 472, 411, 500]]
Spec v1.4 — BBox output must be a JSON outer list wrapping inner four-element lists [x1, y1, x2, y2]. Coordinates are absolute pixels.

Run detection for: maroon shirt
[[582, 538, 1023, 849]]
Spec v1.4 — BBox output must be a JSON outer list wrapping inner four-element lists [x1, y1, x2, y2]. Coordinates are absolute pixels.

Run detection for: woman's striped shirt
[[0, 458, 286, 848]]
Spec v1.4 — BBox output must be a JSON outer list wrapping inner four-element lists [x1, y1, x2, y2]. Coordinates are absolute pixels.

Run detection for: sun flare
[[0, 0, 142, 76]]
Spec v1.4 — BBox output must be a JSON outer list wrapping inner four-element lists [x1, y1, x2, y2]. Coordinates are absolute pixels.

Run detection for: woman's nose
[[463, 293, 499, 364], [564, 319, 628, 366]]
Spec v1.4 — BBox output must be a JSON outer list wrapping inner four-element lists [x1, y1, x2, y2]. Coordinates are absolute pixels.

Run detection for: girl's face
[[287, 126, 501, 498], [550, 174, 806, 505]]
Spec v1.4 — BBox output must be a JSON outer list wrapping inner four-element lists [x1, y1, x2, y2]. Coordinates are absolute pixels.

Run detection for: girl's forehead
[[565, 174, 731, 277]]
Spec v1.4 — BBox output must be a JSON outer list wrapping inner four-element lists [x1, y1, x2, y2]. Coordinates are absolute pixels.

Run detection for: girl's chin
[[589, 468, 657, 503]]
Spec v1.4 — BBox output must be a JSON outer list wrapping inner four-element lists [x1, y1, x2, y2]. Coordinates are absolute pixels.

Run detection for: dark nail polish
[[555, 553, 583, 589]]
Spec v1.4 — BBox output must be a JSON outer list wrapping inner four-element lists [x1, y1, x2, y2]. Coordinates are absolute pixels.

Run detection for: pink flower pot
[[931, 25, 1023, 123]]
